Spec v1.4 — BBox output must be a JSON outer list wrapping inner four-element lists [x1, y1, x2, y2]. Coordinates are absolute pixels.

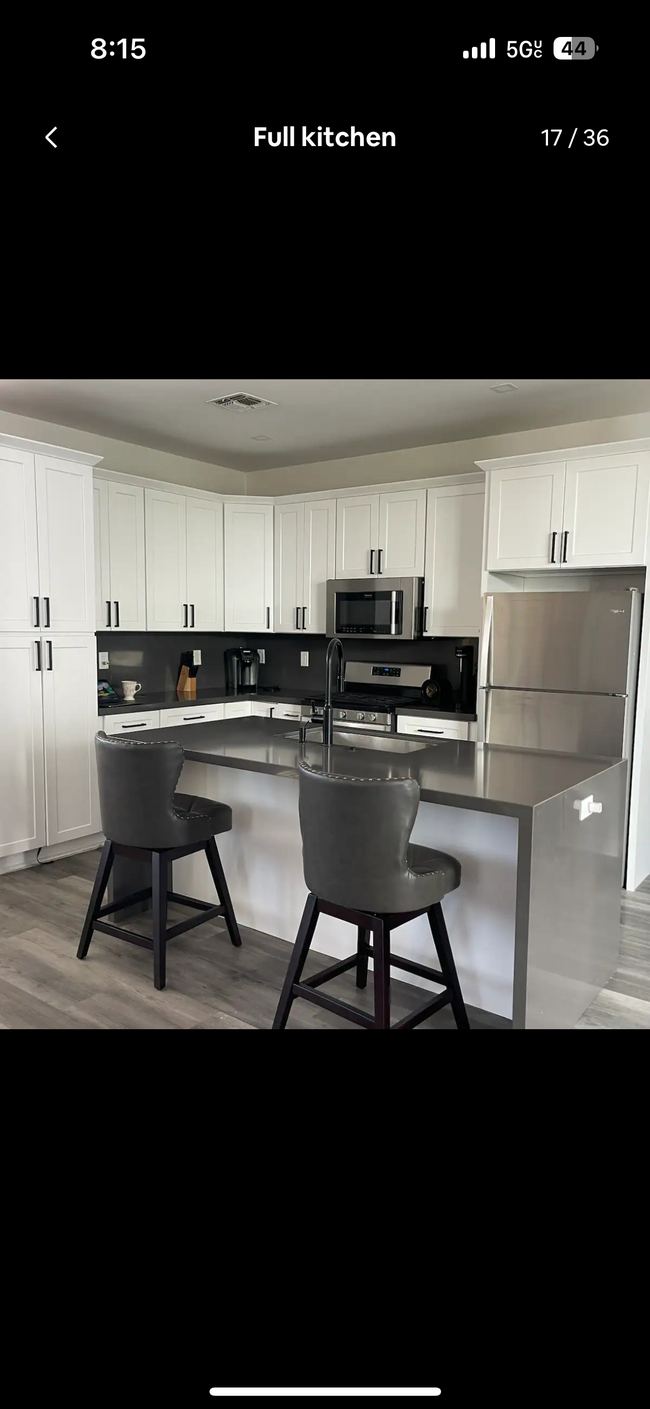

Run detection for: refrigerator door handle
[[478, 595, 493, 691]]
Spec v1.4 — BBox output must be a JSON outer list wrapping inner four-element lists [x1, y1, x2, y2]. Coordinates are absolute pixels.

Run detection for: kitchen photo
[[1, 378, 650, 1029]]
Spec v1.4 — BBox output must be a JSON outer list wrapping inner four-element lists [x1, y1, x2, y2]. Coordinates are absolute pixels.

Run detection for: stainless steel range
[[309, 660, 438, 733]]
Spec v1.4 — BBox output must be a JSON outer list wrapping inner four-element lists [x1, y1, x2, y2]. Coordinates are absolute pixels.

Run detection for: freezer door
[[485, 689, 627, 758], [490, 591, 635, 694]]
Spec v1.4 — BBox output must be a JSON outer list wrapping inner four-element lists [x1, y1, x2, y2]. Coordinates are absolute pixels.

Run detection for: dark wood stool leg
[[205, 837, 242, 948], [152, 851, 168, 991], [356, 926, 370, 989], [428, 902, 470, 1029], [77, 840, 114, 960], [272, 894, 319, 1030], [372, 918, 391, 1028]]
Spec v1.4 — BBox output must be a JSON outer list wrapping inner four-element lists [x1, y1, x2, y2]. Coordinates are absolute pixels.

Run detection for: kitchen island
[[118, 718, 626, 1029]]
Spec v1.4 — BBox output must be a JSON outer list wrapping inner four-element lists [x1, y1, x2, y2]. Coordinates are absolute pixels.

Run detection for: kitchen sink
[[284, 728, 427, 753]]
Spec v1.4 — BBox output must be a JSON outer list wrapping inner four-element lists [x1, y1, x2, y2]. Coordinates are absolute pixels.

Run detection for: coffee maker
[[224, 647, 260, 694]]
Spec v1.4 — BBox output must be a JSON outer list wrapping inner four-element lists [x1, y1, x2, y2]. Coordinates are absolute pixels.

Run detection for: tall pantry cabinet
[[0, 435, 102, 862]]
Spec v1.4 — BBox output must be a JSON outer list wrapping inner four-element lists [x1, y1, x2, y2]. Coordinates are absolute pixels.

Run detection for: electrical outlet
[[98, 651, 109, 670], [193, 649, 202, 666], [301, 651, 309, 667], [258, 649, 266, 664]]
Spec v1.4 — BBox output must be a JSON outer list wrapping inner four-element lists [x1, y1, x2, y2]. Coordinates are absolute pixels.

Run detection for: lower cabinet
[[0, 633, 99, 859], [102, 711, 161, 735], [159, 704, 225, 726], [223, 701, 252, 719], [271, 703, 304, 721], [396, 715, 469, 740]]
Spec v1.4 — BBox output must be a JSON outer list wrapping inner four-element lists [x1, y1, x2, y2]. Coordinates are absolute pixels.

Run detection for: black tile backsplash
[[97, 632, 477, 707]]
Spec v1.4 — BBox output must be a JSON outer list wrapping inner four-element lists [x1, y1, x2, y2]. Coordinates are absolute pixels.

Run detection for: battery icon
[[554, 37, 598, 59]]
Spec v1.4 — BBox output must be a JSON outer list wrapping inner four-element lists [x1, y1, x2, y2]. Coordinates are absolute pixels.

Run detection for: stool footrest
[[391, 989, 451, 1030], [93, 920, 153, 950], [292, 983, 375, 1028], [302, 954, 359, 989], [98, 887, 152, 918], [164, 905, 224, 941]]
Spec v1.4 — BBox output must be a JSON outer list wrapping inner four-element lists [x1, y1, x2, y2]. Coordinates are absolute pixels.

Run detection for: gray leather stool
[[273, 764, 469, 1030], [77, 732, 241, 989]]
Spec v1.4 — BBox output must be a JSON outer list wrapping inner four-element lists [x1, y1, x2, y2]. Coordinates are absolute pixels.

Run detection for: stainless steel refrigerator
[[478, 590, 642, 759]]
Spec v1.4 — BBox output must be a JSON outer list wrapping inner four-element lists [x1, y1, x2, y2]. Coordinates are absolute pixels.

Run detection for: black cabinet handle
[[562, 531, 569, 563], [35, 640, 42, 672], [266, 607, 271, 629], [191, 604, 195, 627], [44, 597, 51, 628], [550, 532, 557, 564], [185, 715, 204, 721], [377, 549, 383, 574], [106, 601, 112, 628], [302, 606, 307, 630], [114, 601, 120, 627], [423, 605, 429, 633], [183, 603, 188, 627], [46, 640, 53, 671], [122, 722, 146, 729], [34, 597, 40, 628], [295, 607, 300, 630], [370, 549, 375, 574]]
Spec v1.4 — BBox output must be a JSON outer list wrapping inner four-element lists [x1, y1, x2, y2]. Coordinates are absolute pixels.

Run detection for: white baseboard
[[0, 834, 104, 877]]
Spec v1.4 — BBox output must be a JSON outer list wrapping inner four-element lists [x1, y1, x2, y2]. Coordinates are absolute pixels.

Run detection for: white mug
[[122, 681, 142, 702]]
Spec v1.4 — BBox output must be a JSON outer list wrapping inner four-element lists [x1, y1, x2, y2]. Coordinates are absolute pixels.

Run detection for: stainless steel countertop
[[142, 717, 624, 819]]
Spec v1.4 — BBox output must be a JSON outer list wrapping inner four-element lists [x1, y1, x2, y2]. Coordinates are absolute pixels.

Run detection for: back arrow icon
[[45, 127, 57, 148]]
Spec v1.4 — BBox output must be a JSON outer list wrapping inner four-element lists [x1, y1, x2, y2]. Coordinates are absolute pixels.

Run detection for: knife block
[[177, 652, 199, 699]]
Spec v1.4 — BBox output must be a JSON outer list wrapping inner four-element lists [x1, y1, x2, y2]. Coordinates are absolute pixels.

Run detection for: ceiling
[[1, 379, 649, 474]]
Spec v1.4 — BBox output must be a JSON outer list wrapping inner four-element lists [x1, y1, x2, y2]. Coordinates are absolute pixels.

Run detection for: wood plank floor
[[0, 847, 648, 1029]]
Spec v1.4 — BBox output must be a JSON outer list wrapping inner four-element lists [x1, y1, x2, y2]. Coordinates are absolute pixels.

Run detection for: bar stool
[[77, 732, 241, 990], [273, 764, 469, 1030]]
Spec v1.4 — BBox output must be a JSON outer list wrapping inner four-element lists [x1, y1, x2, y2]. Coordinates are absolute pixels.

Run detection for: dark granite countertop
[[142, 716, 623, 819], [98, 688, 476, 723]]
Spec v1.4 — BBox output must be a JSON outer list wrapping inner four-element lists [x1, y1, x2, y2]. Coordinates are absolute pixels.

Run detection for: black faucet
[[323, 637, 344, 746]]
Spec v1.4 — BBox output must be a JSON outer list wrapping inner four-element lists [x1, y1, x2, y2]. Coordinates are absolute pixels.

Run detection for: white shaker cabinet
[[0, 637, 46, 857], [145, 488, 188, 630], [224, 502, 274, 632], [35, 456, 95, 632], [274, 499, 336, 633], [424, 483, 484, 637], [336, 494, 380, 577], [486, 462, 566, 572], [41, 635, 101, 846], [378, 488, 426, 576], [186, 495, 225, 631], [95, 478, 146, 630], [0, 446, 40, 633], [562, 453, 650, 568]]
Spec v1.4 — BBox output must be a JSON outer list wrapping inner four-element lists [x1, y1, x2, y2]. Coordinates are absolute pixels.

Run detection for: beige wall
[[244, 411, 650, 496], [0, 409, 245, 494]]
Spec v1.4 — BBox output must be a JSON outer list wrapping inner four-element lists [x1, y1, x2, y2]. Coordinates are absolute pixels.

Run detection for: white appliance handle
[[477, 595, 493, 743]]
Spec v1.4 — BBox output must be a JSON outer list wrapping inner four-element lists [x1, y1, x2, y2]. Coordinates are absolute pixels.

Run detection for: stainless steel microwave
[[326, 577, 425, 640]]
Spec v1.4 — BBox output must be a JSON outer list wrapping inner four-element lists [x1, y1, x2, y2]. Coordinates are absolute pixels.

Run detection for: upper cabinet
[[186, 496, 224, 631], [424, 483, 484, 637], [144, 489, 224, 632], [224, 502, 274, 632], [485, 452, 650, 572], [335, 489, 426, 578], [0, 447, 94, 634], [94, 478, 146, 630], [274, 499, 336, 633], [486, 463, 566, 571]]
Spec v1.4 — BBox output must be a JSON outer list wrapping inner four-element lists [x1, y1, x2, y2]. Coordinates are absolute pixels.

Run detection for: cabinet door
[[562, 453, 650, 568], [335, 494, 380, 577], [303, 499, 336, 633], [186, 496, 224, 631], [42, 635, 100, 846], [0, 448, 39, 633], [145, 488, 187, 630], [94, 479, 111, 630], [102, 711, 161, 735], [425, 484, 485, 636], [486, 463, 566, 571], [379, 488, 426, 576], [224, 503, 274, 632], [35, 457, 95, 632], [274, 502, 305, 633], [108, 481, 146, 630], [0, 637, 46, 857]]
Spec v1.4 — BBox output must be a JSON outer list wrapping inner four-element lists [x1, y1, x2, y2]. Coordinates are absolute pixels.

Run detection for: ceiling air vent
[[207, 392, 278, 414]]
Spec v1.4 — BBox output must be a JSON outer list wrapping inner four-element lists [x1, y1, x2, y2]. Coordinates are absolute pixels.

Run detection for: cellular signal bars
[[463, 39, 496, 58]]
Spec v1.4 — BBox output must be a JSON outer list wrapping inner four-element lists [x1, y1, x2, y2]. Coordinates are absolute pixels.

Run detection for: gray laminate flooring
[[0, 848, 647, 1029]]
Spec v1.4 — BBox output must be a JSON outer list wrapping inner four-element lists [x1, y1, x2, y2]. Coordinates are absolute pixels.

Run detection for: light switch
[[98, 651, 109, 670], [193, 649, 202, 665], [301, 651, 309, 667]]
